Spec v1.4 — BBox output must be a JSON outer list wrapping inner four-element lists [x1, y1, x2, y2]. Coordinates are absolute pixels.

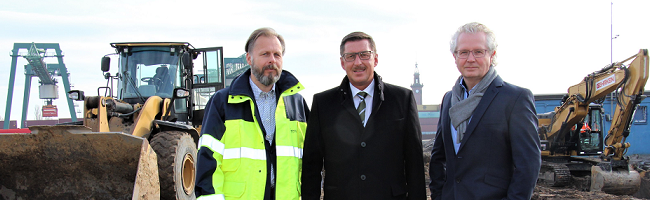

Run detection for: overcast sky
[[1, 0, 649, 122]]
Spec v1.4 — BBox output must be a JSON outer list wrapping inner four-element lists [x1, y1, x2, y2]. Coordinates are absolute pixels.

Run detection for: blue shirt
[[249, 78, 276, 144]]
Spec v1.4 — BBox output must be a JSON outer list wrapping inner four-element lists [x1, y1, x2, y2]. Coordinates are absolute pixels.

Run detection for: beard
[[252, 63, 281, 86]]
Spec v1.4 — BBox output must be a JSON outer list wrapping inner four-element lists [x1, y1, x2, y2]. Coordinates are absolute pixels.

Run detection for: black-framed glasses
[[342, 51, 374, 62], [454, 49, 489, 59]]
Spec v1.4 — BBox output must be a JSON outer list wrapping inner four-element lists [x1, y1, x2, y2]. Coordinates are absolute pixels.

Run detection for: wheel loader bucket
[[591, 164, 641, 195], [0, 125, 160, 200]]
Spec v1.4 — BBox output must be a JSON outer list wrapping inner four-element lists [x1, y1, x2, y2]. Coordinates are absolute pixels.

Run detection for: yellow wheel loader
[[0, 42, 225, 199], [537, 49, 648, 195]]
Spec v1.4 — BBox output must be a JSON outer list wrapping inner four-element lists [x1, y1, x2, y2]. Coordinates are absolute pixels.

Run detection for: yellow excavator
[[0, 42, 225, 199], [537, 49, 648, 195]]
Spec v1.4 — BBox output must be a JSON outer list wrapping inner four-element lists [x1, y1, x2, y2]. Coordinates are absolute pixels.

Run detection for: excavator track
[[538, 161, 572, 187]]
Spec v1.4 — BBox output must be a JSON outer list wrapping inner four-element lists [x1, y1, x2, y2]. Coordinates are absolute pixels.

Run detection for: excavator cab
[[539, 104, 604, 156], [574, 104, 605, 156]]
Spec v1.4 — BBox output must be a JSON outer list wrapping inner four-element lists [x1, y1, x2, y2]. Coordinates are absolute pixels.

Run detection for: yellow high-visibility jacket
[[195, 70, 308, 200]]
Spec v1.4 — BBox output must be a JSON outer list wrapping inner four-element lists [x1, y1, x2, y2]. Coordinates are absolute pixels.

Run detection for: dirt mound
[[533, 184, 643, 200]]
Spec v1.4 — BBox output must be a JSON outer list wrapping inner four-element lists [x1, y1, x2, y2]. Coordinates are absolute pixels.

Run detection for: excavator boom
[[603, 49, 649, 160]]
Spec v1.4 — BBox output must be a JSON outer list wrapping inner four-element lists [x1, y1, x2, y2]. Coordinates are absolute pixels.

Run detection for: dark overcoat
[[302, 73, 426, 200]]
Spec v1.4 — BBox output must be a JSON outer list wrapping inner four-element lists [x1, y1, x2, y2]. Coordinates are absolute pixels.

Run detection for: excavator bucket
[[0, 125, 160, 200], [591, 164, 641, 195]]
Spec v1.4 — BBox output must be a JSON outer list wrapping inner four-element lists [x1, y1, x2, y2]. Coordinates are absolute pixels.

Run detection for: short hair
[[450, 22, 497, 66], [245, 27, 285, 55], [340, 32, 376, 56]]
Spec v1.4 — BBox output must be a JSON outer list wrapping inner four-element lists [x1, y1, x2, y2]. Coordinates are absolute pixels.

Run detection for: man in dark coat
[[301, 31, 426, 200], [429, 22, 541, 200]]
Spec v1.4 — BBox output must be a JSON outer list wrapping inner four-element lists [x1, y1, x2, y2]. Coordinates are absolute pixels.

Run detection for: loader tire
[[151, 131, 197, 200]]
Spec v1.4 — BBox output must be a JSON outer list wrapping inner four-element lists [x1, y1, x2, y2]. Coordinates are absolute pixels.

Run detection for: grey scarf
[[450, 67, 498, 144]]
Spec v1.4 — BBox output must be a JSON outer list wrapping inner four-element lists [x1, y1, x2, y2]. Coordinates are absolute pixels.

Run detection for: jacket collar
[[336, 72, 383, 125], [228, 69, 302, 98], [338, 72, 385, 102], [457, 75, 503, 152]]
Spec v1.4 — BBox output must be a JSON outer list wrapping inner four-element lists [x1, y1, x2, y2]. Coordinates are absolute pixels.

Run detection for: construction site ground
[[421, 156, 650, 200], [420, 139, 650, 200], [528, 154, 650, 200]]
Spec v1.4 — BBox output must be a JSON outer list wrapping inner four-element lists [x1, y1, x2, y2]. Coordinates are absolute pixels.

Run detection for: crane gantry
[[3, 43, 76, 129]]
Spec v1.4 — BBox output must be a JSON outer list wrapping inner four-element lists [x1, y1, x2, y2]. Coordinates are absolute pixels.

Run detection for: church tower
[[410, 63, 423, 105]]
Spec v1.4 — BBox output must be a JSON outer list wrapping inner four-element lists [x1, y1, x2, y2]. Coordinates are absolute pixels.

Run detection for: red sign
[[596, 75, 616, 91], [42, 105, 58, 117]]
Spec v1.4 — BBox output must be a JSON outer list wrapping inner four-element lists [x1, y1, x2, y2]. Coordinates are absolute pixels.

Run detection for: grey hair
[[450, 22, 497, 66]]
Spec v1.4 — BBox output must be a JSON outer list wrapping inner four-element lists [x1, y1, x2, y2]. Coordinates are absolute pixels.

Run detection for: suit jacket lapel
[[343, 96, 359, 122], [458, 76, 503, 152], [441, 92, 456, 153], [340, 73, 385, 125], [369, 73, 384, 123], [338, 77, 363, 123]]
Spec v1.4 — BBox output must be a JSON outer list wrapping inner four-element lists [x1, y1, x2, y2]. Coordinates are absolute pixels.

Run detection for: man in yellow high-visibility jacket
[[195, 27, 309, 200]]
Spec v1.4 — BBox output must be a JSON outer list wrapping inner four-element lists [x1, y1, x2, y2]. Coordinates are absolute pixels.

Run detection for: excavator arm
[[602, 49, 649, 161]]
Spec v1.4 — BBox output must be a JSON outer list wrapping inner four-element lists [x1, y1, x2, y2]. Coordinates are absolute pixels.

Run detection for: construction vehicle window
[[579, 131, 601, 152], [192, 87, 214, 110], [205, 51, 222, 84], [590, 109, 602, 132], [121, 50, 179, 99], [193, 50, 223, 84], [634, 106, 647, 124]]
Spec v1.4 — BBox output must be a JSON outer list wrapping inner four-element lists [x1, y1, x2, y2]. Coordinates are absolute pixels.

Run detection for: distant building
[[410, 64, 438, 140], [224, 54, 250, 87], [410, 63, 423, 106], [419, 91, 650, 152], [418, 105, 439, 140], [23, 118, 73, 127], [0, 121, 18, 129]]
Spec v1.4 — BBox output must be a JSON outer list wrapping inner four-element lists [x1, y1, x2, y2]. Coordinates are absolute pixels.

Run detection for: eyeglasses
[[342, 51, 374, 62], [454, 49, 490, 59]]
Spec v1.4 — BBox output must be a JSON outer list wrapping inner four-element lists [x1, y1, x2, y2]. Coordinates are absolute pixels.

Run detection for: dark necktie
[[357, 91, 368, 124]]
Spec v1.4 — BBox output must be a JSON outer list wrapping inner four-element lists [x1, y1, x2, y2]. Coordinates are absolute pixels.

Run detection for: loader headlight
[[174, 88, 190, 98], [68, 90, 85, 101]]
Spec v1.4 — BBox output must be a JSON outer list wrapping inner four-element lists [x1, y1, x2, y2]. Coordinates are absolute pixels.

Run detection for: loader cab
[[106, 43, 225, 125], [111, 43, 188, 104]]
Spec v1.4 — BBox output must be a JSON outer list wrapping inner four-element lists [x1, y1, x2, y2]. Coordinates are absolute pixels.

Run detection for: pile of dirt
[[532, 184, 643, 200]]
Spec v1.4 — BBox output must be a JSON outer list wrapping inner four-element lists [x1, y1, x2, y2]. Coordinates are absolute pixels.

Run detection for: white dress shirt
[[350, 80, 375, 127]]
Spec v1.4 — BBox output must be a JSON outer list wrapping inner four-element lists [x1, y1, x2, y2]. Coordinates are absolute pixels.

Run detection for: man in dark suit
[[302, 31, 426, 200], [429, 22, 541, 200]]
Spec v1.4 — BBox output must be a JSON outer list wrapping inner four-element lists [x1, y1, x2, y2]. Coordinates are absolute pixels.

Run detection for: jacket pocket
[[391, 183, 407, 197], [484, 174, 509, 190], [221, 121, 242, 172], [223, 181, 246, 197], [221, 157, 240, 171]]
